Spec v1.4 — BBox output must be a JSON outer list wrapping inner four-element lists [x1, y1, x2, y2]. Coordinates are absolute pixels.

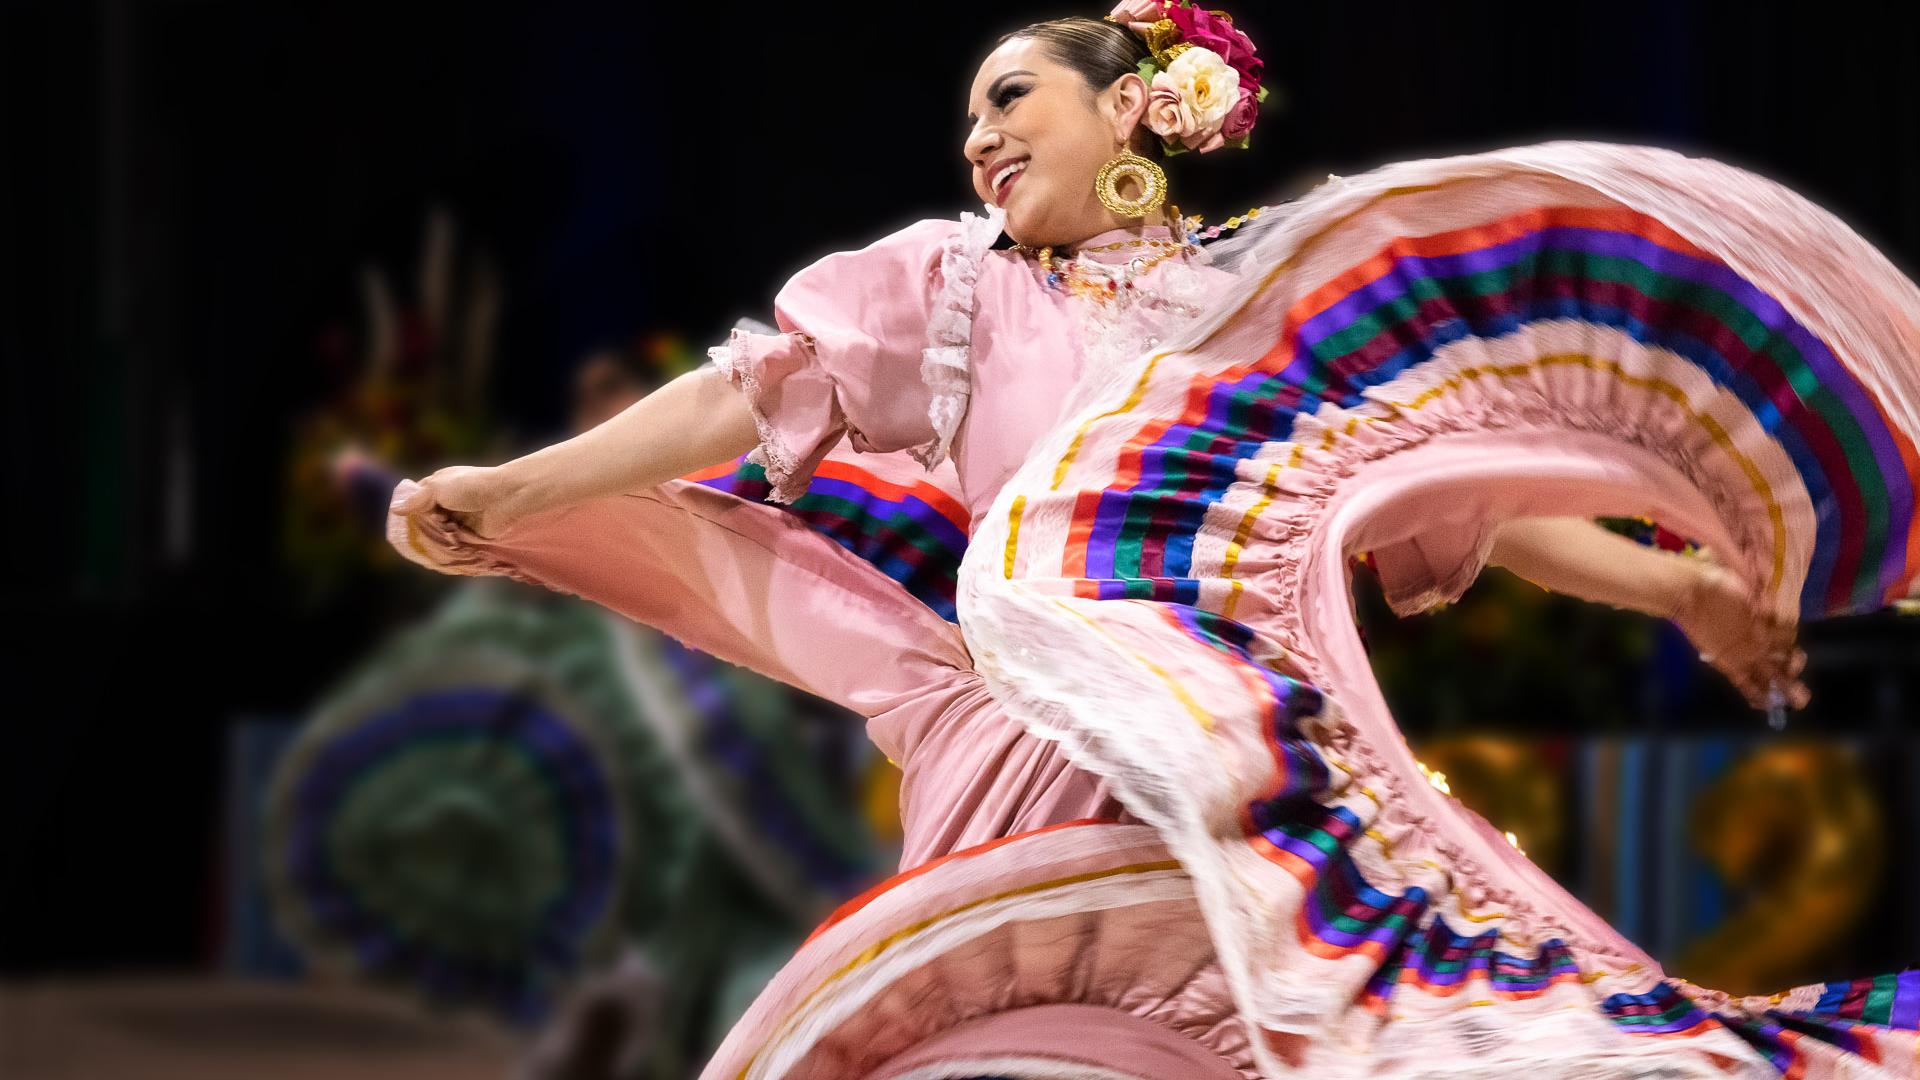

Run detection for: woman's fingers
[[1681, 553, 1812, 714], [1765, 648, 1811, 710], [1745, 674, 1806, 712], [386, 467, 515, 573], [1677, 561, 1813, 717], [1744, 608, 1808, 712], [446, 507, 498, 541], [1774, 646, 1808, 679], [390, 467, 494, 516], [1766, 642, 1809, 702], [390, 476, 440, 515], [1739, 654, 1810, 713], [387, 497, 456, 572], [390, 480, 423, 514], [387, 477, 475, 572]]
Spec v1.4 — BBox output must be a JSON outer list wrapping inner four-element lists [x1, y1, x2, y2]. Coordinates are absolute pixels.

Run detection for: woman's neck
[[1058, 208, 1179, 254]]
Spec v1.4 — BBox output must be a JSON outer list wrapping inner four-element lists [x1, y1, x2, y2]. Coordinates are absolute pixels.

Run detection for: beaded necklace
[[1014, 204, 1269, 306], [1181, 204, 1265, 243], [1036, 242, 1190, 302]]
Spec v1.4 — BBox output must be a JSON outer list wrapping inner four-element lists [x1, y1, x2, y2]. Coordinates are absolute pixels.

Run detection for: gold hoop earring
[[1093, 149, 1167, 218]]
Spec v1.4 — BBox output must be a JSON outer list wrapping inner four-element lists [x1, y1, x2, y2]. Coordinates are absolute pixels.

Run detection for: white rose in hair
[[1158, 47, 1239, 140]]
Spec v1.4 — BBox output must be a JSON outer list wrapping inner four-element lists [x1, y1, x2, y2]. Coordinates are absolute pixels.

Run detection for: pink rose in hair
[[1143, 80, 1194, 144], [1165, 5, 1263, 91], [1107, 0, 1167, 34], [1220, 85, 1259, 142], [1186, 129, 1228, 154]]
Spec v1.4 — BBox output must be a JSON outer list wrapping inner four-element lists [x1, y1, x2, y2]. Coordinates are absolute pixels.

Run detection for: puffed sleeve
[[707, 210, 1002, 504], [1365, 518, 1502, 617]]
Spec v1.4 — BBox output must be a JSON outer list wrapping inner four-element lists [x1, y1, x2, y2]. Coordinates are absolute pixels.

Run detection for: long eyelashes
[[990, 84, 1030, 110], [965, 83, 1030, 145]]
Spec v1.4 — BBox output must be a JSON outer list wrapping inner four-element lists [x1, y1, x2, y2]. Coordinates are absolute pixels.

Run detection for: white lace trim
[[1061, 251, 1215, 420], [907, 204, 1005, 472]]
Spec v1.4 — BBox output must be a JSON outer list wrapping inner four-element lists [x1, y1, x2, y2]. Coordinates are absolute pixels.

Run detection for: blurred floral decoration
[[267, 208, 893, 1075], [281, 207, 506, 600], [1401, 733, 1570, 878], [1368, 510, 1901, 996], [1676, 740, 1885, 995], [1592, 514, 1702, 557], [1395, 733, 1895, 997], [278, 203, 710, 603]]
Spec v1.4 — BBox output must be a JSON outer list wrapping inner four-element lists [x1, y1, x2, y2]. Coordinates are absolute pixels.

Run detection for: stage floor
[[0, 976, 519, 1079]]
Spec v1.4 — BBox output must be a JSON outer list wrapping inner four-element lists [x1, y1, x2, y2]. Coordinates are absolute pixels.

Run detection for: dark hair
[[998, 17, 1158, 155]]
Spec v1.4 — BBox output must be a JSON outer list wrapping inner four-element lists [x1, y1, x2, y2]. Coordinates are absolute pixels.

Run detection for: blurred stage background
[[5, 1, 1917, 1076]]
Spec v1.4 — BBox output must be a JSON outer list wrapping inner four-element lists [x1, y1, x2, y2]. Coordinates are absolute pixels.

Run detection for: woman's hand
[[1672, 558, 1811, 713], [386, 366, 761, 580], [390, 464, 525, 546]]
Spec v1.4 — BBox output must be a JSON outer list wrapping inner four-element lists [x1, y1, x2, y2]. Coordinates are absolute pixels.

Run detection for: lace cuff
[[708, 327, 845, 505]]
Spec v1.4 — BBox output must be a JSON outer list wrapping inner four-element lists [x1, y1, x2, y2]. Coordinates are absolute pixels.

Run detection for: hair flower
[[1106, 0, 1270, 154], [1106, 0, 1165, 32], [1144, 48, 1237, 151]]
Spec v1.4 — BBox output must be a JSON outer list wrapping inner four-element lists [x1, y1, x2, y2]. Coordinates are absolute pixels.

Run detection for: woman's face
[[964, 37, 1156, 249]]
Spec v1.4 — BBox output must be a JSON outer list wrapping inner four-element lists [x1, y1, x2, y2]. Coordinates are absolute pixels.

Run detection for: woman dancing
[[388, 5, 1918, 1077]]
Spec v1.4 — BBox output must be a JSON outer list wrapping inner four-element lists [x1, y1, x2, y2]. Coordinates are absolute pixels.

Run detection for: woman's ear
[[1102, 71, 1151, 143]]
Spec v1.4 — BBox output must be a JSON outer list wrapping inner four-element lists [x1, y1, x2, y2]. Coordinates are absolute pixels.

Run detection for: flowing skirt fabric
[[390, 140, 1920, 1078]]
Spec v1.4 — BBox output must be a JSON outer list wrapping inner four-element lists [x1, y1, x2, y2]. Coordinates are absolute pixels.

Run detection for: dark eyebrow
[[966, 69, 1035, 125]]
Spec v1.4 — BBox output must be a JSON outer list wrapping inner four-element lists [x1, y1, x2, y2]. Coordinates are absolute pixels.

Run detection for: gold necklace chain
[[1077, 236, 1185, 254], [1036, 242, 1193, 304], [1004, 204, 1272, 307]]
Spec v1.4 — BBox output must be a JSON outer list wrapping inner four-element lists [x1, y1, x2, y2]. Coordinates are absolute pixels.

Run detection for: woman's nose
[[965, 126, 1001, 166]]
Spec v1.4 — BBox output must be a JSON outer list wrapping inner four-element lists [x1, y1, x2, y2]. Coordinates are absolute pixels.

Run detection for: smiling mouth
[[992, 159, 1028, 204]]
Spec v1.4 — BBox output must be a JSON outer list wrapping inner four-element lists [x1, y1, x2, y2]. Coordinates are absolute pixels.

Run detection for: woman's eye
[[994, 85, 1029, 110]]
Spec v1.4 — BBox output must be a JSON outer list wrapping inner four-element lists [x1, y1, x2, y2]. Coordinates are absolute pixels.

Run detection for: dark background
[[6, 0, 1918, 977]]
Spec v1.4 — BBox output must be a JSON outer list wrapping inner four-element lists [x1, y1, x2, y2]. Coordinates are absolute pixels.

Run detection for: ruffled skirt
[[390, 138, 1920, 1078]]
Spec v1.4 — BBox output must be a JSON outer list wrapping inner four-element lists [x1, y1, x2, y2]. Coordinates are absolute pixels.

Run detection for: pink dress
[[391, 140, 1920, 1079], [699, 214, 1255, 868]]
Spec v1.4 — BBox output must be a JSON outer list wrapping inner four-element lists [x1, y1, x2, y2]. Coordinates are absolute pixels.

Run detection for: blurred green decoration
[[269, 209, 906, 1078], [264, 580, 889, 1073]]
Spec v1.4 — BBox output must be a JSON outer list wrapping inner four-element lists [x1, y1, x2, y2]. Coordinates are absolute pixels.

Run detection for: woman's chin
[[1003, 207, 1063, 250]]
